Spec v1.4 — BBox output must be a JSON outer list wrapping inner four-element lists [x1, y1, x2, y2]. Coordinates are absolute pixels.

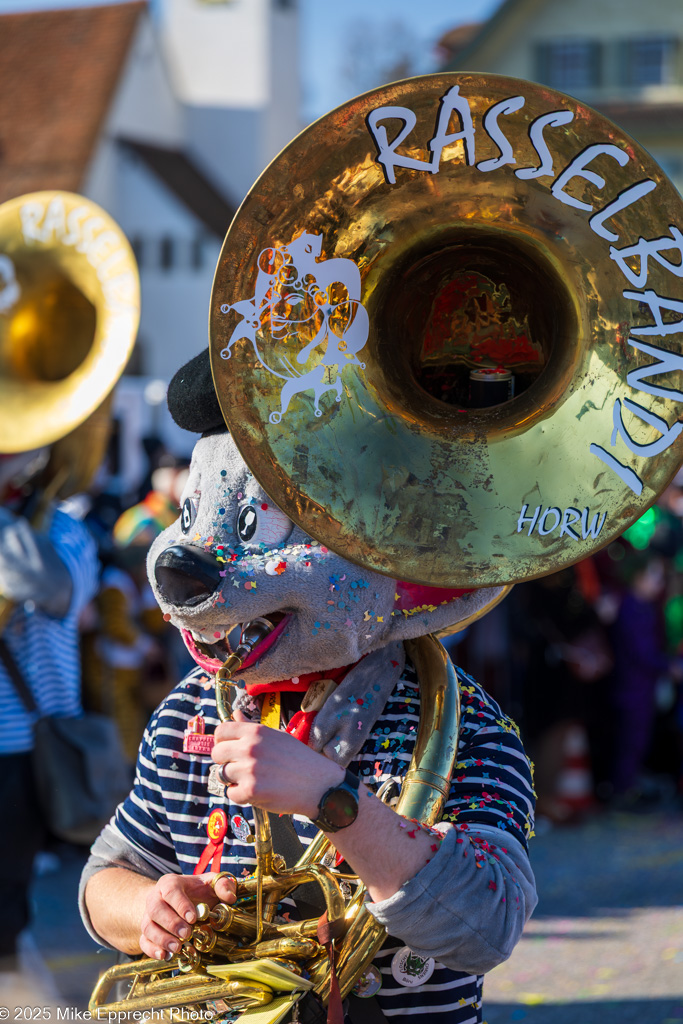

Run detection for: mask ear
[[385, 581, 507, 643]]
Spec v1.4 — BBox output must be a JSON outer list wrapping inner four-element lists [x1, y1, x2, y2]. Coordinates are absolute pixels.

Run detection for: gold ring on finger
[[210, 871, 236, 893]]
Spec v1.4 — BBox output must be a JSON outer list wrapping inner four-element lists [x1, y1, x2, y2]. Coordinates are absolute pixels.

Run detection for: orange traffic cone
[[554, 723, 594, 820]]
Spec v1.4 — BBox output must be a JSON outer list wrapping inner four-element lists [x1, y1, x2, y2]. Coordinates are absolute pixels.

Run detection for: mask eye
[[181, 496, 198, 534], [236, 502, 293, 548]]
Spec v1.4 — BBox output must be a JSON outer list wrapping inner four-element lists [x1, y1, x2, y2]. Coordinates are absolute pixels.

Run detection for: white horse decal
[[220, 232, 368, 423]]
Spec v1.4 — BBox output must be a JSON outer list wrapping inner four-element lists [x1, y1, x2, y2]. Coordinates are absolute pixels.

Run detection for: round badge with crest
[[230, 813, 253, 842], [390, 946, 435, 987]]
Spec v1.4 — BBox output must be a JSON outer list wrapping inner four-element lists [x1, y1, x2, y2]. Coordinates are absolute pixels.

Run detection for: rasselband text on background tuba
[[0, 190, 140, 628], [90, 71, 683, 1020]]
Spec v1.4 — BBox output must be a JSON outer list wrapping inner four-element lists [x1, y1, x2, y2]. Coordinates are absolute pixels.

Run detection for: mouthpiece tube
[[216, 618, 274, 684]]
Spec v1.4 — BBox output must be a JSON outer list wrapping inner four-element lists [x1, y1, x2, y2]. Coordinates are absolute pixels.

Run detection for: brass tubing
[[236, 863, 345, 922], [262, 889, 281, 923], [214, 673, 235, 723], [267, 918, 320, 939], [199, 913, 319, 944], [294, 829, 331, 868], [217, 653, 243, 682], [253, 937, 320, 960], [214, 640, 274, 939], [192, 934, 237, 957], [91, 955, 180, 986], [137, 973, 214, 996], [188, 927, 215, 954], [401, 636, 461, 826], [203, 904, 272, 938], [90, 976, 273, 1017], [253, 806, 273, 939], [90, 963, 210, 1013]]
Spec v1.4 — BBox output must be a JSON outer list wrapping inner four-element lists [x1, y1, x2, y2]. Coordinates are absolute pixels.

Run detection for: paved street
[[484, 809, 683, 1023], [9, 808, 683, 1021]]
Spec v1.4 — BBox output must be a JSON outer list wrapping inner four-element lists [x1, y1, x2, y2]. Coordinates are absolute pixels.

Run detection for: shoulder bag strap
[[0, 635, 39, 714]]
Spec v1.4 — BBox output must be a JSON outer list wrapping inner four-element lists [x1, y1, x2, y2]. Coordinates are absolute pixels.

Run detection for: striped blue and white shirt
[[107, 661, 535, 1021], [0, 507, 99, 754]]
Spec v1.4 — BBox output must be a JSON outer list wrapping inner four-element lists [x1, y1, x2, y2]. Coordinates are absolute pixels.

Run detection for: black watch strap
[[310, 768, 360, 833]]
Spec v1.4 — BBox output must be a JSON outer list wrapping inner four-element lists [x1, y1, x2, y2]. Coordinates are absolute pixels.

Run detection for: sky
[[299, 0, 503, 122], [0, 0, 503, 122]]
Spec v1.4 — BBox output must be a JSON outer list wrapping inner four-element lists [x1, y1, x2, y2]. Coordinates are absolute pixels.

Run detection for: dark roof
[[597, 101, 683, 135], [120, 138, 236, 239], [442, 0, 519, 69], [436, 23, 484, 66], [0, 2, 145, 204]]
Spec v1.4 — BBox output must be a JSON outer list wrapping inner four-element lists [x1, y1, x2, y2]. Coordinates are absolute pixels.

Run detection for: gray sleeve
[[78, 823, 164, 948], [366, 825, 537, 976], [0, 508, 73, 616]]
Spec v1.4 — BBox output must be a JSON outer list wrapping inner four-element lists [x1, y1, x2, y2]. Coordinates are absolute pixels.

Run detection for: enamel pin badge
[[183, 714, 214, 756]]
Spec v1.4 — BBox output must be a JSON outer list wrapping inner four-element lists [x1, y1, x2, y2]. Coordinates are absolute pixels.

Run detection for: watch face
[[322, 787, 358, 829]]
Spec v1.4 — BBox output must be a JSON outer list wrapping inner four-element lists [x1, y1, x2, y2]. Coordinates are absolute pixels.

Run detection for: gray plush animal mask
[[148, 431, 502, 687]]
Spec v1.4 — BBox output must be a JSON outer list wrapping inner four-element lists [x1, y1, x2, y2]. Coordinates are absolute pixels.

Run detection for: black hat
[[166, 349, 226, 434]]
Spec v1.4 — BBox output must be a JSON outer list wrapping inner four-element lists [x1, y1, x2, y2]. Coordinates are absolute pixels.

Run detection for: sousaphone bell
[[211, 72, 683, 589]]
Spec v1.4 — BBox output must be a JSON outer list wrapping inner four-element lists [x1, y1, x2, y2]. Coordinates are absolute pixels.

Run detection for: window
[[622, 38, 677, 87], [191, 236, 205, 271], [124, 339, 145, 376], [130, 236, 144, 268], [536, 41, 602, 92], [159, 236, 174, 271]]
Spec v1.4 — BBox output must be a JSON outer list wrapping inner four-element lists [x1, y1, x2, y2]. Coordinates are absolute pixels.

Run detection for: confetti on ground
[[483, 810, 683, 1023]]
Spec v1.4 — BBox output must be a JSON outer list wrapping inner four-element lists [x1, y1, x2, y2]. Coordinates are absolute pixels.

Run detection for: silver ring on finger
[[218, 763, 234, 787]]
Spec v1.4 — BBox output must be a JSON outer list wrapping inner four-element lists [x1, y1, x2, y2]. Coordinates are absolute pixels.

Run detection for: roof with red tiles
[[0, 1, 145, 205]]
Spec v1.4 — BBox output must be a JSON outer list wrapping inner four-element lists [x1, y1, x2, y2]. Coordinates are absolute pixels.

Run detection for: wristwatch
[[310, 768, 360, 833]]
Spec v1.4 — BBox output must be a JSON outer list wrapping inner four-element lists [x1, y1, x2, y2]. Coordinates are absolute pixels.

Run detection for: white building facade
[[83, 0, 301, 464]]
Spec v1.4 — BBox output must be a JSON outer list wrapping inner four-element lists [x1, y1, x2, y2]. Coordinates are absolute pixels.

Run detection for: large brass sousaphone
[[212, 73, 683, 587], [0, 189, 139, 462], [90, 73, 683, 1020]]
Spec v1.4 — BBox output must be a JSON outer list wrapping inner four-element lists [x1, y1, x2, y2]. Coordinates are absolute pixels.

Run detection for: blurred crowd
[[75, 438, 195, 763], [455, 473, 683, 823], [0, 431, 196, 978]]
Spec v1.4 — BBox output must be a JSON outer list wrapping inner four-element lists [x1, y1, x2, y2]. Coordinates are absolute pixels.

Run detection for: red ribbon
[[193, 840, 223, 875], [245, 662, 358, 746], [194, 809, 227, 875]]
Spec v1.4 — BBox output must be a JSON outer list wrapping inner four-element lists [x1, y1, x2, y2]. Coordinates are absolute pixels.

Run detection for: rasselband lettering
[[0, 253, 20, 312], [18, 198, 136, 312], [366, 86, 683, 500]]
